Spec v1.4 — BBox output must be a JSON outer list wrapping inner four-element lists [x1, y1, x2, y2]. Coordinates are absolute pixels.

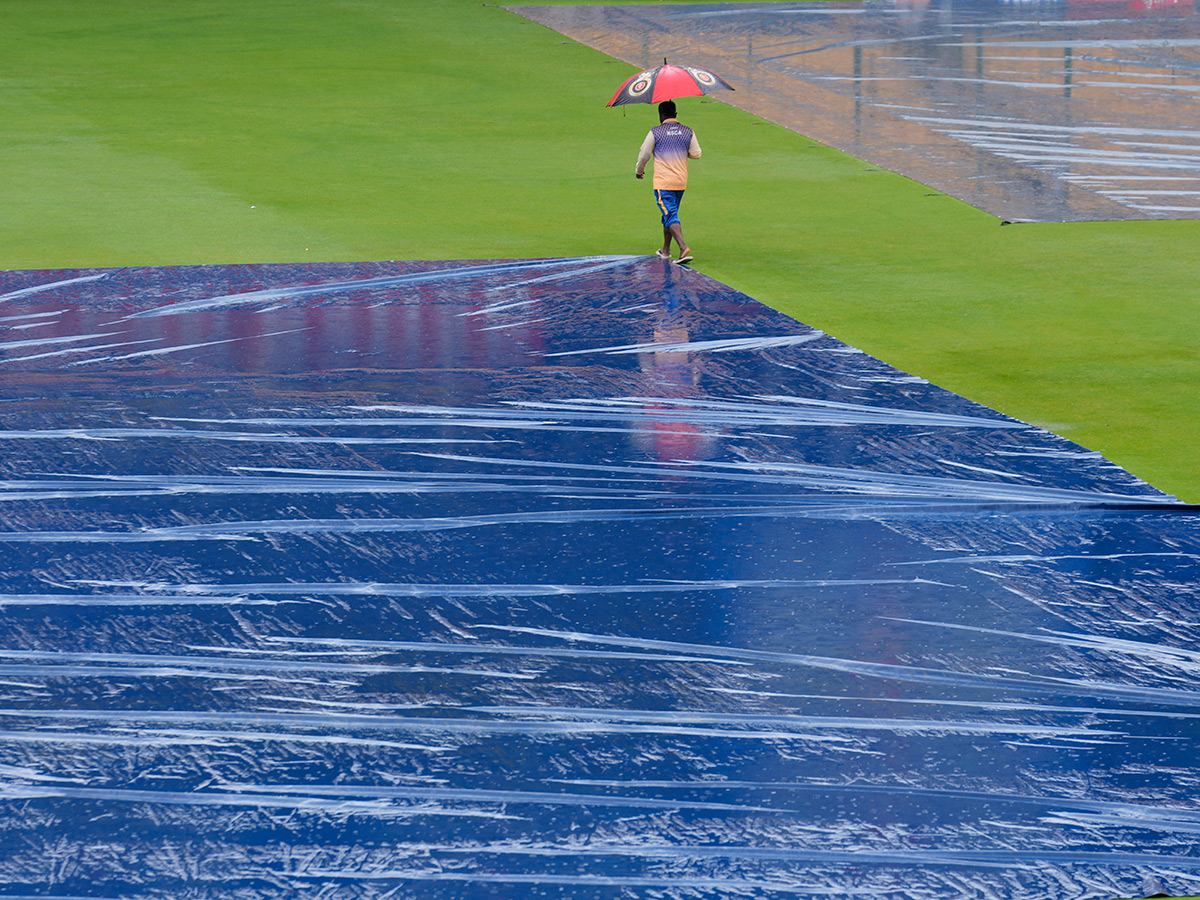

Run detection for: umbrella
[[607, 59, 734, 107]]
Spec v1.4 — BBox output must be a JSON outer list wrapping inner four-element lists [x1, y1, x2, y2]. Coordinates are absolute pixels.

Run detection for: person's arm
[[688, 132, 701, 159], [635, 131, 655, 179]]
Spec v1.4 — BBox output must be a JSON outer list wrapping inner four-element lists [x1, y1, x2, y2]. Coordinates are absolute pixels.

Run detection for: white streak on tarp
[[72, 328, 309, 364], [128, 258, 635, 319], [0, 272, 112, 302], [544, 333, 825, 357]]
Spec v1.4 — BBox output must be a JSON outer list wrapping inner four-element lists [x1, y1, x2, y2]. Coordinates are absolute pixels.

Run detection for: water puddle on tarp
[[0, 257, 1197, 898], [512, 0, 1200, 222]]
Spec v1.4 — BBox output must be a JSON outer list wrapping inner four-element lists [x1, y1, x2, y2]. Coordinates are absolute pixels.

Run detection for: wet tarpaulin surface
[[0, 256, 1198, 899], [511, 1, 1200, 222]]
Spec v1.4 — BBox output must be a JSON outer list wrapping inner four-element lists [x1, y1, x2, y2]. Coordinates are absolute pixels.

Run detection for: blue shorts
[[654, 189, 685, 228]]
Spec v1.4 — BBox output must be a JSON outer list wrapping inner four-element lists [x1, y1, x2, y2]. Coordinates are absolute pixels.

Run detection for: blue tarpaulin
[[0, 257, 1196, 898]]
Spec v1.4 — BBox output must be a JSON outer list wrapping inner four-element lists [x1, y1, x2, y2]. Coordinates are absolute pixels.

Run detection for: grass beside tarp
[[1, 0, 1197, 501]]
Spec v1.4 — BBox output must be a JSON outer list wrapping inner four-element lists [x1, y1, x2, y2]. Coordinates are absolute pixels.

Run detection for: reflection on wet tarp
[[512, 1, 1200, 222], [0, 257, 1197, 898]]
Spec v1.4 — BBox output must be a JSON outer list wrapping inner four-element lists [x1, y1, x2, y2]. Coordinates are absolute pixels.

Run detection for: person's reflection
[[632, 296, 715, 465]]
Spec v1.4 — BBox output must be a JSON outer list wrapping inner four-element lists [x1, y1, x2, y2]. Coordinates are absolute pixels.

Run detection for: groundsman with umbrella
[[610, 61, 734, 265]]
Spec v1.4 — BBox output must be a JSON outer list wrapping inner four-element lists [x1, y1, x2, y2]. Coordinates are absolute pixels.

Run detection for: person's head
[[658, 100, 677, 122]]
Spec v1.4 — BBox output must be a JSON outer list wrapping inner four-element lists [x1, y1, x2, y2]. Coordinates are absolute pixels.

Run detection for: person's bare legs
[[663, 223, 689, 260]]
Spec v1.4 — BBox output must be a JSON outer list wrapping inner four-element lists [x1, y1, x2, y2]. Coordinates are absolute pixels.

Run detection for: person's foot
[[675, 251, 694, 264], [655, 249, 671, 260]]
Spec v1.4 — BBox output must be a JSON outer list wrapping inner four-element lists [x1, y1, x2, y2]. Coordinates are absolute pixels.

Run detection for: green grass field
[[2, 0, 1197, 502]]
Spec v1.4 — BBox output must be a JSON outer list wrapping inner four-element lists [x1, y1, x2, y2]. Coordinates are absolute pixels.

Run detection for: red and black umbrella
[[606, 60, 734, 107]]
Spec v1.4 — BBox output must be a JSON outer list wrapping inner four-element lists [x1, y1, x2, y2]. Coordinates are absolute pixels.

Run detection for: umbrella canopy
[[607, 61, 734, 107]]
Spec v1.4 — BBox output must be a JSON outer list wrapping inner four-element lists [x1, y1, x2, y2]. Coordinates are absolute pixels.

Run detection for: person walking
[[635, 100, 702, 264]]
